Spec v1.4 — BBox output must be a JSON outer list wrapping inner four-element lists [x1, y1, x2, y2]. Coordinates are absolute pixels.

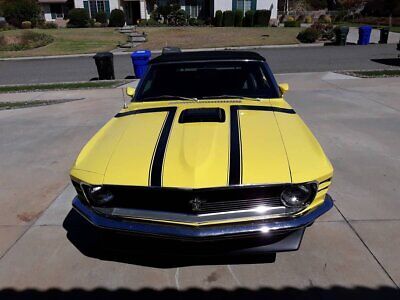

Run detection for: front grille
[[104, 185, 287, 215]]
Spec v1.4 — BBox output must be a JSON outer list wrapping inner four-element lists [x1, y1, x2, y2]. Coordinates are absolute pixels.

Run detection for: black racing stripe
[[234, 105, 296, 114], [319, 177, 332, 185], [149, 107, 177, 187], [115, 107, 174, 118], [229, 107, 242, 185]]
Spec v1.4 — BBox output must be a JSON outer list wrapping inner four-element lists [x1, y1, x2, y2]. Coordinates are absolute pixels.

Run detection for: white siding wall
[[213, 0, 277, 19], [74, 0, 120, 10], [256, 0, 277, 19], [213, 0, 232, 16]]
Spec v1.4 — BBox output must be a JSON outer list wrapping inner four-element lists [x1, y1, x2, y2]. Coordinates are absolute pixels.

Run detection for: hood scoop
[[178, 108, 225, 124]]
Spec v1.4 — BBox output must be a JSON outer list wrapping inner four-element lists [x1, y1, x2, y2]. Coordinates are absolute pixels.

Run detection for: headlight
[[281, 183, 317, 208], [82, 184, 114, 206]]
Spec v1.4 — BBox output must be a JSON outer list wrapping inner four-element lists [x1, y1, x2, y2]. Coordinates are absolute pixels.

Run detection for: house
[[34, 1, 277, 25], [38, 0, 74, 22]]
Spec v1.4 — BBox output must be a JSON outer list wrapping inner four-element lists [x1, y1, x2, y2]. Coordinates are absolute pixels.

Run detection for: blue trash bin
[[358, 26, 372, 45], [131, 50, 152, 78]]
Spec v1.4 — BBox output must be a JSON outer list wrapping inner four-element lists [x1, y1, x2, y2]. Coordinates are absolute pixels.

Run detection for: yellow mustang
[[71, 51, 333, 254]]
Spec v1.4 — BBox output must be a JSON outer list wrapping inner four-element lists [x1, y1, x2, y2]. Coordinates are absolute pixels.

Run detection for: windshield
[[134, 61, 280, 101]]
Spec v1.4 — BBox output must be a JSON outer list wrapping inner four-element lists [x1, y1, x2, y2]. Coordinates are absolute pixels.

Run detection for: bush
[[222, 10, 234, 27], [305, 16, 313, 24], [234, 10, 243, 27], [284, 20, 301, 27], [169, 9, 187, 26], [286, 16, 295, 22], [297, 15, 305, 23], [311, 22, 334, 40], [0, 30, 53, 51], [95, 11, 108, 24], [109, 9, 125, 27], [243, 10, 255, 27], [2, 0, 41, 28], [214, 10, 223, 27], [21, 21, 31, 29], [39, 21, 58, 29], [254, 10, 271, 26], [297, 28, 319, 43], [148, 18, 161, 26], [68, 8, 90, 28], [188, 18, 197, 26], [318, 14, 331, 23], [94, 22, 102, 27]]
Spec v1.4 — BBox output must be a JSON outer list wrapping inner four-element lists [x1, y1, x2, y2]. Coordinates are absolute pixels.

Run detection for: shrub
[[169, 9, 187, 26], [21, 21, 31, 29], [68, 8, 90, 28], [297, 15, 305, 23], [109, 9, 125, 27], [222, 10, 234, 27], [39, 21, 58, 29], [95, 11, 108, 24], [243, 10, 255, 27], [318, 14, 331, 23], [305, 16, 313, 24], [254, 10, 271, 26], [284, 20, 301, 27], [234, 10, 243, 27], [297, 28, 319, 43], [94, 22, 102, 27], [0, 30, 53, 51], [214, 10, 223, 27], [286, 16, 295, 22], [311, 22, 334, 40], [188, 18, 197, 26], [2, 0, 41, 28], [147, 18, 160, 26]]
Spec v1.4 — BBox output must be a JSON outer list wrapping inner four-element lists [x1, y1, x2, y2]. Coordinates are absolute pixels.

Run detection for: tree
[[2, 0, 41, 27]]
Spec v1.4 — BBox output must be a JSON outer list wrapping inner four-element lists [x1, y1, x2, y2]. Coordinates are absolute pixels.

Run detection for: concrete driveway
[[0, 73, 399, 299]]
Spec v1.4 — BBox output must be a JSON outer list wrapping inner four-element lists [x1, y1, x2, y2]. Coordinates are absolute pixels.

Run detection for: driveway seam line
[[0, 183, 69, 262], [227, 265, 241, 285], [333, 203, 399, 288]]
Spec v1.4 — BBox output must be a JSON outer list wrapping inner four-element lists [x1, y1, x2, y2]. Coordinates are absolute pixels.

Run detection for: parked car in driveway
[[70, 51, 334, 254]]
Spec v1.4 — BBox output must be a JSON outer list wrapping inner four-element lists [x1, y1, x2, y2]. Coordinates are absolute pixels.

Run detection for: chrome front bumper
[[72, 195, 333, 241]]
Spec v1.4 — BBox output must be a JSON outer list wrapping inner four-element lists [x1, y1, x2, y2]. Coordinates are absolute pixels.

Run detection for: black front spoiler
[[72, 195, 333, 253]]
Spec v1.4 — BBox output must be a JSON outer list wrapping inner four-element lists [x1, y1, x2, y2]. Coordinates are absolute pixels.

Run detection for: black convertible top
[[149, 51, 266, 64]]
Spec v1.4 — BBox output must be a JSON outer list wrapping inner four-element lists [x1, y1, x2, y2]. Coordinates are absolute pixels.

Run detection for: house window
[[236, 0, 255, 12], [185, 0, 203, 18], [83, 1, 111, 18]]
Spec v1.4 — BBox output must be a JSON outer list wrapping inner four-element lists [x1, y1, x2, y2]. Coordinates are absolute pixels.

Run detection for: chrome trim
[[72, 195, 333, 239], [93, 204, 298, 224]]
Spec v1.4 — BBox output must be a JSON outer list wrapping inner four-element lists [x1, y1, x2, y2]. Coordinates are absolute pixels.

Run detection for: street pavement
[[0, 72, 399, 298], [0, 44, 399, 85]]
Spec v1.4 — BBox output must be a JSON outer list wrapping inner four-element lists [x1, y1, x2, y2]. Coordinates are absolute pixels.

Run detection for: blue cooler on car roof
[[131, 50, 152, 79]]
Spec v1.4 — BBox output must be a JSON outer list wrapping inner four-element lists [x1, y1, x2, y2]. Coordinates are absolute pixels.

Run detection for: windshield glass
[[134, 61, 280, 101]]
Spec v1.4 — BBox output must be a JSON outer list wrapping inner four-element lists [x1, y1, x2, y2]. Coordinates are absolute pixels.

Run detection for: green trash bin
[[379, 28, 389, 44], [334, 26, 349, 46]]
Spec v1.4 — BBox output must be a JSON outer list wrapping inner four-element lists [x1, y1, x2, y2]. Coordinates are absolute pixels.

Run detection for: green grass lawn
[[0, 27, 302, 58], [134, 27, 302, 51], [0, 28, 125, 58], [0, 80, 126, 93], [342, 70, 400, 78]]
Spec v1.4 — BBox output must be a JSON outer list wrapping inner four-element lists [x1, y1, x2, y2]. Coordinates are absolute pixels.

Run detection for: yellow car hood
[[71, 100, 332, 188]]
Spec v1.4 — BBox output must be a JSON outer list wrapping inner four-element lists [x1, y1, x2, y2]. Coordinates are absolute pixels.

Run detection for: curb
[[0, 43, 325, 61]]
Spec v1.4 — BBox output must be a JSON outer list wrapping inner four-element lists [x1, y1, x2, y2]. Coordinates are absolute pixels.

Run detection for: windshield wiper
[[199, 95, 262, 101], [140, 95, 198, 102]]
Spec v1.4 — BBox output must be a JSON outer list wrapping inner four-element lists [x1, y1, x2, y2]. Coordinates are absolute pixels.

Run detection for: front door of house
[[124, 1, 141, 25]]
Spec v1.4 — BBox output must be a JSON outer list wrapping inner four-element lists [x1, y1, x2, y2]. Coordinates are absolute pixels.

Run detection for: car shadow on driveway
[[1, 287, 399, 300], [370, 58, 400, 67], [62, 209, 277, 268]]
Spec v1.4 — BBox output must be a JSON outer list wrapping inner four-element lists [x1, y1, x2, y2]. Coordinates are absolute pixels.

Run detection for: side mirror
[[278, 83, 290, 95], [126, 87, 135, 97]]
